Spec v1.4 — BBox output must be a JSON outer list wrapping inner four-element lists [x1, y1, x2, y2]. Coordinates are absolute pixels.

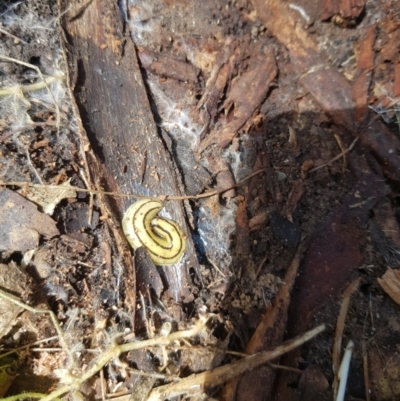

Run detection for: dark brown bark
[[60, 0, 198, 305]]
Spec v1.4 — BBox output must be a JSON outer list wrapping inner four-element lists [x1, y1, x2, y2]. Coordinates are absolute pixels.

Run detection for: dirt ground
[[0, 0, 400, 400]]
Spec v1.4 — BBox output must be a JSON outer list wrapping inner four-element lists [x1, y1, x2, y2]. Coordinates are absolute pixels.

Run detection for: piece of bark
[[299, 68, 355, 131], [378, 18, 400, 62], [199, 48, 277, 151], [248, 212, 267, 232], [235, 196, 250, 256], [0, 188, 59, 252], [378, 268, 400, 306], [206, 153, 236, 198], [137, 47, 200, 83], [197, 36, 240, 117], [252, 0, 400, 182], [217, 170, 236, 199], [352, 25, 376, 123], [321, 0, 365, 21], [285, 180, 305, 217], [60, 0, 198, 304], [394, 62, 400, 98], [64, 202, 99, 232], [357, 24, 376, 65], [58, 1, 137, 319]]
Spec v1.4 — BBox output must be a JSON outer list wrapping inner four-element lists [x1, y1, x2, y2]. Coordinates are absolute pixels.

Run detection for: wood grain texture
[[60, 0, 197, 302]]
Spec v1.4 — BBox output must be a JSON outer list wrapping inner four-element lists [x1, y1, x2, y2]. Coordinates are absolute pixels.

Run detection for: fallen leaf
[[19, 180, 76, 215]]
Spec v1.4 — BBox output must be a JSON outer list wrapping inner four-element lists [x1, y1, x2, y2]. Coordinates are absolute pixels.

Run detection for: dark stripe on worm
[[143, 208, 173, 249], [122, 198, 186, 265], [154, 218, 184, 257], [133, 200, 184, 260]]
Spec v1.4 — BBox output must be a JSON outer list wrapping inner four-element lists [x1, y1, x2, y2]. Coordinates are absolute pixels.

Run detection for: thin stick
[[79, 168, 93, 225], [0, 27, 27, 44], [208, 258, 226, 278], [363, 341, 370, 401], [100, 368, 106, 401], [267, 362, 302, 374], [146, 325, 325, 401], [0, 75, 63, 97], [29, 348, 63, 352], [0, 336, 59, 360], [37, 314, 215, 401], [255, 254, 268, 278], [0, 169, 266, 202], [169, 169, 265, 200], [128, 368, 181, 381], [333, 133, 347, 174], [25, 149, 43, 184], [332, 277, 360, 399], [369, 293, 375, 332], [309, 137, 359, 173]]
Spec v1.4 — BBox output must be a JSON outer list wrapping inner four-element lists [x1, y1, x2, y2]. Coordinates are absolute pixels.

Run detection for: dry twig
[[145, 324, 325, 401], [332, 277, 360, 399], [309, 136, 359, 173], [0, 169, 266, 202]]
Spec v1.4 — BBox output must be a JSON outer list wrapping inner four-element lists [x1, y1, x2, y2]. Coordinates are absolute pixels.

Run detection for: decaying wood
[[199, 48, 277, 151], [352, 25, 376, 123], [60, 0, 198, 305], [378, 268, 400, 306], [137, 47, 200, 83], [146, 324, 325, 401], [223, 251, 300, 401], [235, 196, 250, 257], [321, 0, 365, 21], [394, 63, 400, 98], [58, 1, 137, 321], [252, 0, 400, 182], [197, 37, 239, 116]]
